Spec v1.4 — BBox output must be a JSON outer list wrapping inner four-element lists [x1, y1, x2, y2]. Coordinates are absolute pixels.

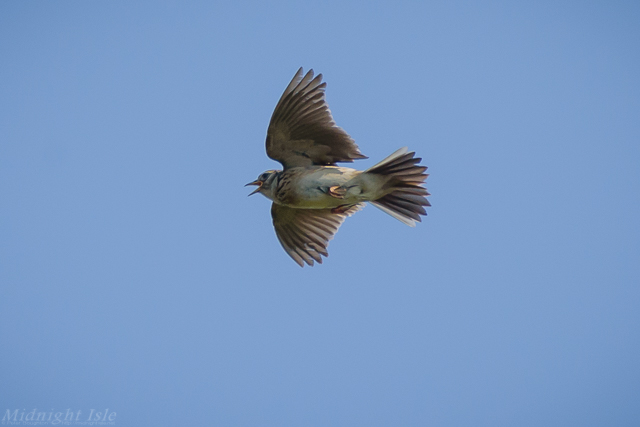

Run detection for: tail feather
[[365, 147, 410, 171], [366, 147, 430, 227]]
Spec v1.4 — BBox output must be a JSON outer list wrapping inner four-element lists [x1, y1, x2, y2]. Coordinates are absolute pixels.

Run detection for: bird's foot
[[328, 186, 347, 199]]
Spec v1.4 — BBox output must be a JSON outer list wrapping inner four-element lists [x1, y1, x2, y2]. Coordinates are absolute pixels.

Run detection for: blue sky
[[1, 1, 639, 426]]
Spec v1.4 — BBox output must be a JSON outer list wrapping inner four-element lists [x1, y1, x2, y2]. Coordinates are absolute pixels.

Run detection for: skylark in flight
[[247, 68, 430, 266]]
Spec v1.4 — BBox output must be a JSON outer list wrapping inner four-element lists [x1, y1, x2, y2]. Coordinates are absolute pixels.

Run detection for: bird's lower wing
[[270, 203, 363, 267]]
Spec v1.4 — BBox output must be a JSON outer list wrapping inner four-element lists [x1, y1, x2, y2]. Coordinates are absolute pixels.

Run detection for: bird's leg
[[327, 185, 347, 199]]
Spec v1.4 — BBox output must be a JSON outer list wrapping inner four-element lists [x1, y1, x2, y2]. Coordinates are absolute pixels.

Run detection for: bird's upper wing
[[271, 203, 363, 267], [266, 68, 367, 169]]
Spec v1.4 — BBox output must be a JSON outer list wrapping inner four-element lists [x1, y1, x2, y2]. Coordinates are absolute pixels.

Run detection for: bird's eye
[[261, 173, 269, 180]]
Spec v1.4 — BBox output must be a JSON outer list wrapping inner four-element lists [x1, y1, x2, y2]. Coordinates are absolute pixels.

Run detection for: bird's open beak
[[245, 180, 263, 196]]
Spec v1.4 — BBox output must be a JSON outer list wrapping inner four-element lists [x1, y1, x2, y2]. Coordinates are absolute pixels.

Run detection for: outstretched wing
[[266, 68, 367, 169], [271, 203, 363, 267]]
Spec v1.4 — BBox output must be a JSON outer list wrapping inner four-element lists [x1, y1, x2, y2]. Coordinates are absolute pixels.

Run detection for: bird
[[246, 68, 430, 267]]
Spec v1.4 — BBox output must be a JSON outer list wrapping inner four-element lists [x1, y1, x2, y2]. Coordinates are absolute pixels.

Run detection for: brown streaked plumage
[[271, 203, 364, 267], [266, 68, 367, 169]]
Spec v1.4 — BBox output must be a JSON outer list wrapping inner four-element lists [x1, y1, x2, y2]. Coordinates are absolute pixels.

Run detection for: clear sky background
[[1, 1, 639, 426]]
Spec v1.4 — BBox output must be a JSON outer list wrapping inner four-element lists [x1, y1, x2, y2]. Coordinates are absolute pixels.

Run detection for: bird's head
[[245, 170, 279, 197]]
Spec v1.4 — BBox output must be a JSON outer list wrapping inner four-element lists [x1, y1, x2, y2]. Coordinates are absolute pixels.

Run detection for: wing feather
[[266, 68, 367, 169], [270, 203, 363, 267]]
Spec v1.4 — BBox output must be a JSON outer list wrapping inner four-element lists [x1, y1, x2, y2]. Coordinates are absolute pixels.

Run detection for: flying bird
[[247, 68, 430, 267]]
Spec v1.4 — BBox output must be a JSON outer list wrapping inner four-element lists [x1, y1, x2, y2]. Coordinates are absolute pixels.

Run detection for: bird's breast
[[273, 166, 361, 208]]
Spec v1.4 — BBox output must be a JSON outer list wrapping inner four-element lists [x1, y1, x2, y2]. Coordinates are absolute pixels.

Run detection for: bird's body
[[247, 68, 430, 266], [260, 166, 388, 209]]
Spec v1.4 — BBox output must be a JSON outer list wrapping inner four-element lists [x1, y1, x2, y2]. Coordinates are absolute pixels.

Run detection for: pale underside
[[272, 166, 389, 209]]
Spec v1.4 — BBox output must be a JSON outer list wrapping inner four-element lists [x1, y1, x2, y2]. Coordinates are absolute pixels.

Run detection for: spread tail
[[365, 147, 431, 227]]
